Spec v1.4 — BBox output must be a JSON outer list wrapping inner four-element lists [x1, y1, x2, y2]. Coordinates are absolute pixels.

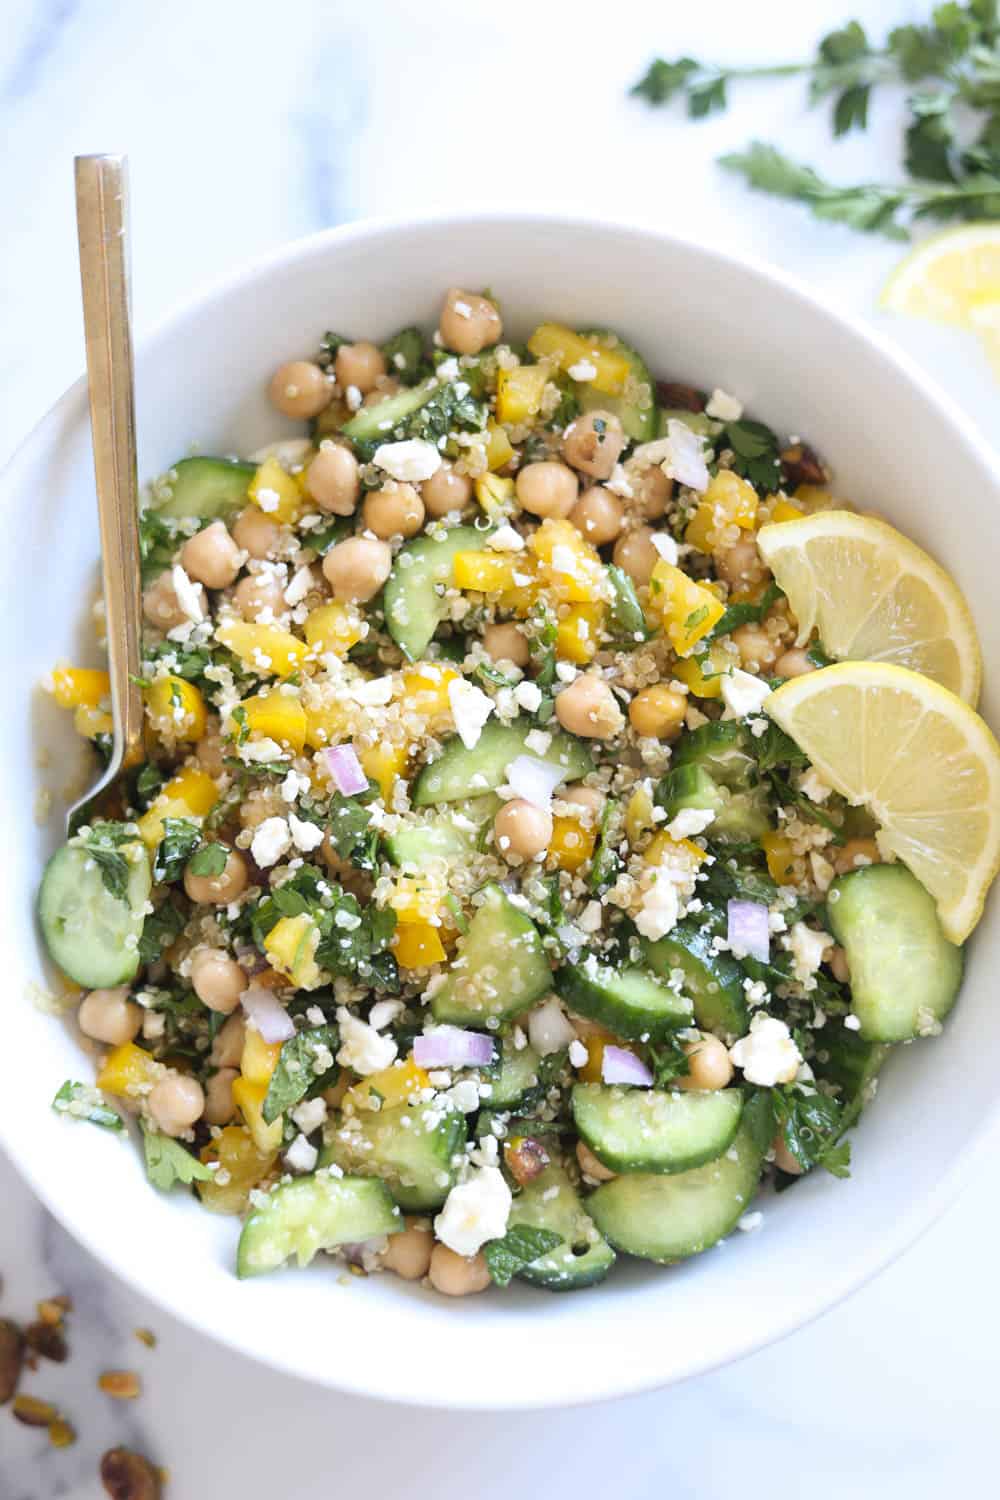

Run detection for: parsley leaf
[[52, 1080, 124, 1131], [723, 418, 783, 491], [906, 90, 959, 181], [750, 722, 809, 774], [142, 1125, 214, 1190], [262, 1024, 339, 1123], [771, 1086, 852, 1178], [137, 900, 185, 966], [646, 1034, 691, 1089], [483, 1226, 565, 1287], [606, 565, 649, 646], [380, 326, 430, 386], [325, 785, 379, 873], [588, 798, 622, 894], [187, 842, 228, 877], [138, 509, 180, 584], [153, 818, 201, 884], [76, 821, 139, 902]]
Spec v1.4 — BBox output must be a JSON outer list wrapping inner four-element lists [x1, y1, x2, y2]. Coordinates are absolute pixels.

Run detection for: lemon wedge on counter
[[881, 223, 1000, 376]]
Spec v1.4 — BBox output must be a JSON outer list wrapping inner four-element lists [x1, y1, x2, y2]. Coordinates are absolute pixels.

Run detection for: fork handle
[[75, 155, 145, 771]]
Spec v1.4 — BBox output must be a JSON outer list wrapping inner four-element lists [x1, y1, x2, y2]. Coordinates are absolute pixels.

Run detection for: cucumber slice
[[826, 864, 963, 1042], [488, 1036, 544, 1109], [236, 1172, 401, 1278], [383, 524, 486, 661], [657, 761, 770, 842], [38, 840, 151, 989], [572, 1083, 743, 1173], [320, 1100, 466, 1211], [382, 799, 498, 867], [341, 378, 437, 447], [506, 1161, 615, 1290], [154, 457, 256, 521], [555, 962, 691, 1040], [414, 719, 592, 806], [587, 1095, 771, 1262], [671, 722, 753, 788], [644, 917, 748, 1038], [656, 409, 720, 439], [658, 764, 726, 821], [574, 329, 657, 443], [712, 786, 772, 842], [431, 884, 551, 1025]]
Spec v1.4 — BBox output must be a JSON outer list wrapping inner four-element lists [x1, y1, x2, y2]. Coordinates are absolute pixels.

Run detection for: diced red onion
[[323, 744, 369, 796], [505, 754, 566, 811], [413, 1026, 495, 1068], [602, 1046, 654, 1088], [241, 985, 296, 1043], [727, 899, 771, 962]]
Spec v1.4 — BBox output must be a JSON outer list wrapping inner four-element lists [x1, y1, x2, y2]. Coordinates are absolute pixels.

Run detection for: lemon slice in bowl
[[766, 662, 1000, 944], [757, 510, 981, 704], [881, 223, 1000, 376]]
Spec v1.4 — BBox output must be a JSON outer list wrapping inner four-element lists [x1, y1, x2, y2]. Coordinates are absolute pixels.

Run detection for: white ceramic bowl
[[3, 214, 998, 1410]]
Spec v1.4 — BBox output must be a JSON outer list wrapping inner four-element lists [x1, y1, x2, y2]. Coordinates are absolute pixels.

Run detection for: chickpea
[[558, 783, 604, 823], [494, 798, 553, 862], [322, 536, 392, 603], [632, 463, 673, 520], [775, 647, 815, 679], [179, 520, 241, 590], [362, 483, 425, 540], [184, 847, 248, 906], [482, 621, 530, 669], [576, 1139, 616, 1182], [77, 987, 142, 1046], [427, 1244, 491, 1296], [612, 525, 658, 586], [143, 570, 206, 632], [555, 673, 624, 740], [829, 945, 851, 984], [422, 463, 472, 518], [306, 443, 360, 515], [515, 461, 578, 520], [234, 570, 286, 622], [628, 684, 687, 740], [716, 535, 766, 590], [360, 376, 401, 410], [232, 506, 280, 560], [561, 410, 626, 480], [569, 486, 624, 546], [203, 1068, 238, 1127], [677, 1034, 734, 1091], [210, 1012, 245, 1069], [731, 622, 780, 673], [268, 360, 332, 421], [438, 287, 502, 356], [189, 948, 247, 1014], [834, 838, 880, 877], [380, 1220, 434, 1281], [333, 341, 386, 395], [147, 1074, 205, 1137], [772, 1134, 804, 1176]]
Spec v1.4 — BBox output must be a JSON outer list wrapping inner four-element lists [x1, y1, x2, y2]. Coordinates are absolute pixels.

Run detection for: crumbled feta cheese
[[554, 661, 578, 684], [785, 921, 833, 986], [514, 680, 542, 713], [434, 1166, 512, 1257], [336, 1006, 398, 1076], [445, 1079, 482, 1114], [436, 357, 460, 381], [284, 564, 314, 607], [254, 486, 281, 513], [844, 1013, 862, 1032], [285, 1135, 318, 1173], [737, 1211, 763, 1233], [578, 900, 603, 934], [448, 678, 494, 748], [650, 532, 679, 565], [662, 419, 710, 492], [666, 807, 715, 841], [344, 384, 363, 412], [372, 438, 442, 483], [250, 817, 292, 868], [368, 998, 404, 1031], [799, 767, 833, 804], [291, 1097, 328, 1135], [280, 769, 311, 804], [605, 463, 634, 499], [550, 544, 581, 577], [239, 737, 286, 765], [527, 996, 577, 1056], [524, 728, 552, 754], [706, 388, 744, 422], [635, 874, 680, 942], [729, 1015, 802, 1086], [288, 813, 324, 853], [171, 564, 204, 623], [568, 1038, 589, 1068], [567, 358, 598, 382], [353, 676, 394, 707], [486, 524, 525, 553], [721, 668, 772, 721]]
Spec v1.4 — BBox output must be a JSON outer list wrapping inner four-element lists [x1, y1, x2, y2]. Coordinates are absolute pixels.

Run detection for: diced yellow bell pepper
[[217, 621, 309, 679], [485, 422, 515, 472], [762, 830, 796, 883], [304, 602, 365, 658], [547, 815, 597, 873], [345, 1056, 431, 1113], [495, 365, 548, 425], [685, 471, 759, 552], [232, 1076, 284, 1154], [145, 675, 207, 742], [644, 831, 709, 866], [453, 550, 516, 593], [248, 457, 301, 525], [136, 766, 219, 847], [575, 1028, 630, 1084], [231, 690, 307, 753], [96, 1042, 161, 1099], [303, 699, 348, 750], [73, 704, 114, 740], [393, 922, 447, 968], [400, 664, 458, 718], [556, 602, 605, 664], [360, 742, 408, 803], [526, 324, 630, 395], [389, 874, 442, 925], [768, 499, 806, 525], [498, 557, 540, 617], [475, 472, 515, 513], [263, 913, 325, 990], [671, 643, 730, 700], [625, 782, 656, 848], [530, 519, 604, 604], [647, 561, 725, 657], [52, 666, 110, 709], [198, 1125, 277, 1216], [241, 1027, 283, 1087]]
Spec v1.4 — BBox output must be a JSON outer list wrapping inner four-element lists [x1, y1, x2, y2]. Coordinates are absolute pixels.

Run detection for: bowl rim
[[5, 207, 1000, 1408]]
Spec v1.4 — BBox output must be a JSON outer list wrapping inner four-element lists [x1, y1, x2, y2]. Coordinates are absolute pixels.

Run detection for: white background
[[1, 2, 998, 1496]]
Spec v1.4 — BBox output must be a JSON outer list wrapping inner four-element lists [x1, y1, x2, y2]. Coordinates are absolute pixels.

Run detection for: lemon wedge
[[881, 223, 1000, 377], [767, 661, 1000, 944], [757, 510, 981, 704]]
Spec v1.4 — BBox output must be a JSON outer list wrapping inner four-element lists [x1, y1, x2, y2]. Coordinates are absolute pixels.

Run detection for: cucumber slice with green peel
[[414, 719, 592, 806], [555, 962, 692, 1040], [154, 457, 256, 521], [657, 761, 770, 842], [712, 786, 772, 842], [826, 865, 963, 1042], [573, 329, 657, 443], [644, 918, 748, 1038], [383, 524, 487, 661], [656, 408, 720, 439], [383, 816, 479, 867], [341, 378, 438, 448], [236, 1173, 401, 1278], [572, 1084, 743, 1173], [488, 1037, 544, 1109], [670, 721, 753, 789], [587, 1095, 772, 1262], [319, 1100, 467, 1212], [38, 840, 151, 989], [658, 764, 726, 822], [431, 883, 552, 1025], [506, 1161, 616, 1290]]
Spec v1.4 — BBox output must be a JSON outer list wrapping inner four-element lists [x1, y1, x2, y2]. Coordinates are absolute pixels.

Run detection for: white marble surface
[[2, 0, 999, 1495]]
